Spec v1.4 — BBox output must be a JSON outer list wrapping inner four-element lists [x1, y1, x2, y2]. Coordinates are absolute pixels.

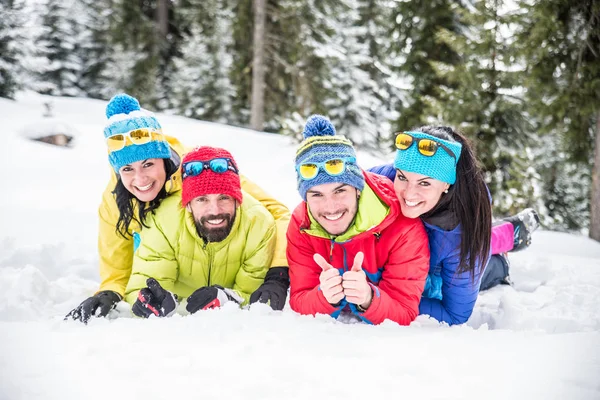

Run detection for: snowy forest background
[[1, 0, 599, 237]]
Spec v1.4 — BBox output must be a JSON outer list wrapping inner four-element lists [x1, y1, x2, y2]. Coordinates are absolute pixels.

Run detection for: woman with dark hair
[[66, 94, 291, 323], [370, 126, 539, 325]]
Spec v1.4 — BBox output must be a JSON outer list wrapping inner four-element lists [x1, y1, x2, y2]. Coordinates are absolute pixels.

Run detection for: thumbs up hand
[[342, 252, 373, 310], [313, 253, 344, 305]]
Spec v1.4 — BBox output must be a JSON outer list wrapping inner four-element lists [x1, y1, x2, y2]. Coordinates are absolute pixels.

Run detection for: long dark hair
[[114, 158, 178, 239], [418, 126, 492, 279]]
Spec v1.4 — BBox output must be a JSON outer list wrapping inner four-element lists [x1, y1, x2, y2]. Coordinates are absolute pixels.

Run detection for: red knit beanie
[[181, 146, 242, 207]]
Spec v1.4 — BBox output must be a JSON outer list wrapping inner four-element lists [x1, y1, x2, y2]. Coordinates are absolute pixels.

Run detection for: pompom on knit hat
[[181, 146, 243, 207], [104, 93, 171, 172], [393, 131, 462, 184], [295, 115, 364, 201]]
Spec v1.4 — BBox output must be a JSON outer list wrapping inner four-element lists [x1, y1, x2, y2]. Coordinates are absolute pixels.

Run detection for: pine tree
[[429, 0, 538, 216], [33, 0, 82, 97], [0, 0, 24, 99], [171, 0, 235, 123], [107, 0, 165, 108], [273, 0, 341, 131], [75, 0, 113, 99], [326, 0, 401, 151], [229, 0, 253, 125], [387, 0, 463, 135], [324, 0, 393, 150], [515, 0, 599, 232]]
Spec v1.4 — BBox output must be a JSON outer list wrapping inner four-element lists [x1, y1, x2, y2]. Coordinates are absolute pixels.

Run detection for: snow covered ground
[[1, 93, 599, 400]]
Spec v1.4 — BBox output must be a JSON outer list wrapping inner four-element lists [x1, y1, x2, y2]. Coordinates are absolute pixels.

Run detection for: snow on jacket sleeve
[[418, 248, 484, 325], [124, 209, 179, 305], [358, 219, 430, 325], [240, 175, 291, 269], [232, 202, 277, 304], [287, 213, 340, 317], [367, 163, 396, 182], [97, 174, 134, 297]]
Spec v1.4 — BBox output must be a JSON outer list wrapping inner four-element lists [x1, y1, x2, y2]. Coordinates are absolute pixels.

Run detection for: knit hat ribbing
[[393, 131, 462, 184], [181, 146, 242, 207]]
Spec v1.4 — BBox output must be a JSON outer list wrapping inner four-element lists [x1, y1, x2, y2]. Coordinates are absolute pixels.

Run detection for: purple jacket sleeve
[[418, 247, 486, 325], [367, 164, 396, 182]]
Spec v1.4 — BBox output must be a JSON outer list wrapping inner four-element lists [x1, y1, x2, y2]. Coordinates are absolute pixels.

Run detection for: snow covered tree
[[33, 0, 82, 97], [515, 0, 599, 233], [108, 0, 181, 109], [317, 0, 400, 151], [0, 0, 25, 99], [387, 0, 463, 134], [171, 0, 235, 122], [429, 0, 538, 216], [75, 0, 114, 99]]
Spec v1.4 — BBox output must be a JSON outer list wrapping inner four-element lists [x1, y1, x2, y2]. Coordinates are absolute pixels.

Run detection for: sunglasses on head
[[106, 128, 165, 152], [182, 158, 239, 179], [395, 132, 457, 160], [297, 157, 356, 181]]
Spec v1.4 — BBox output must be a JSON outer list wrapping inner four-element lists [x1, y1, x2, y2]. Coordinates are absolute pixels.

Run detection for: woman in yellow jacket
[[125, 146, 277, 317], [66, 94, 290, 323]]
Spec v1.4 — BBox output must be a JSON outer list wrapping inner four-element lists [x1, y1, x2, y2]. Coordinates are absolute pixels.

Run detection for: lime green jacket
[[97, 134, 290, 298], [124, 191, 277, 305]]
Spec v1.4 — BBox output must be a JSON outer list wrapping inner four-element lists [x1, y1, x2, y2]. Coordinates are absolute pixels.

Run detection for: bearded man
[[124, 146, 277, 318]]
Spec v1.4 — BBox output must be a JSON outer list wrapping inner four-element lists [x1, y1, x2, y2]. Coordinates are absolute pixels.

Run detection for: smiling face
[[393, 169, 450, 219], [118, 158, 167, 202], [305, 183, 359, 236], [188, 194, 237, 242]]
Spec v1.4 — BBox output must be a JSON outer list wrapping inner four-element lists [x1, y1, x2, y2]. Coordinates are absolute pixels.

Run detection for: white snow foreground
[[0, 93, 599, 400]]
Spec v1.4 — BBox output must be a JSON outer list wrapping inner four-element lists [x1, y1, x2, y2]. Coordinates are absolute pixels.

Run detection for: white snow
[[1, 92, 599, 400]]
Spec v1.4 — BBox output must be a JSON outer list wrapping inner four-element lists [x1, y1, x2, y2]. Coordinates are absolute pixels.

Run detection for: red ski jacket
[[287, 171, 430, 325]]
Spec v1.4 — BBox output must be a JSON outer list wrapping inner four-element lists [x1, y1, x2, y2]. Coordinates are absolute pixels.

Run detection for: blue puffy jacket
[[369, 163, 486, 325]]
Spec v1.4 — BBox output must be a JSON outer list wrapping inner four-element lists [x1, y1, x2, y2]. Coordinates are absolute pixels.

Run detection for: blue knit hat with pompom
[[295, 115, 364, 201], [104, 93, 171, 172]]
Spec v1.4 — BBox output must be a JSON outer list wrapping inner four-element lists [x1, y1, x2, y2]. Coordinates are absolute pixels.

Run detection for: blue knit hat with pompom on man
[[104, 93, 171, 172], [295, 115, 365, 201]]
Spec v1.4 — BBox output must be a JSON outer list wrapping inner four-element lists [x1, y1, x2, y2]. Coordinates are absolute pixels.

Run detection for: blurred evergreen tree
[[107, 0, 184, 110], [515, 0, 599, 232], [33, 0, 83, 96], [0, 0, 24, 99], [75, 0, 114, 99], [429, 0, 537, 216], [387, 0, 463, 135], [325, 0, 397, 151], [171, 0, 235, 122]]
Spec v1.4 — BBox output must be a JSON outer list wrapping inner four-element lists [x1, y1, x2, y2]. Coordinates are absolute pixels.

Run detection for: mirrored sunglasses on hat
[[297, 157, 357, 181], [106, 128, 165, 152], [182, 158, 239, 179], [395, 132, 457, 160]]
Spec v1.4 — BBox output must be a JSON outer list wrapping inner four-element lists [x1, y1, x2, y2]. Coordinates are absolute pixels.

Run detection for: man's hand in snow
[[132, 278, 177, 318], [186, 285, 243, 314], [249, 267, 289, 311]]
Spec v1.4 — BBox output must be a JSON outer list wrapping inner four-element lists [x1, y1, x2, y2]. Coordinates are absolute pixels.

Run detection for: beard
[[194, 212, 235, 243]]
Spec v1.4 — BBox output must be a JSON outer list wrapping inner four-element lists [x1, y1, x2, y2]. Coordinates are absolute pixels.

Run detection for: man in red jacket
[[287, 115, 430, 325]]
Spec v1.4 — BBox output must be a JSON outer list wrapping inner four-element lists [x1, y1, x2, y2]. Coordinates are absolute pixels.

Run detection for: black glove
[[249, 267, 289, 311], [132, 278, 178, 318], [65, 290, 121, 324], [186, 285, 243, 314]]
